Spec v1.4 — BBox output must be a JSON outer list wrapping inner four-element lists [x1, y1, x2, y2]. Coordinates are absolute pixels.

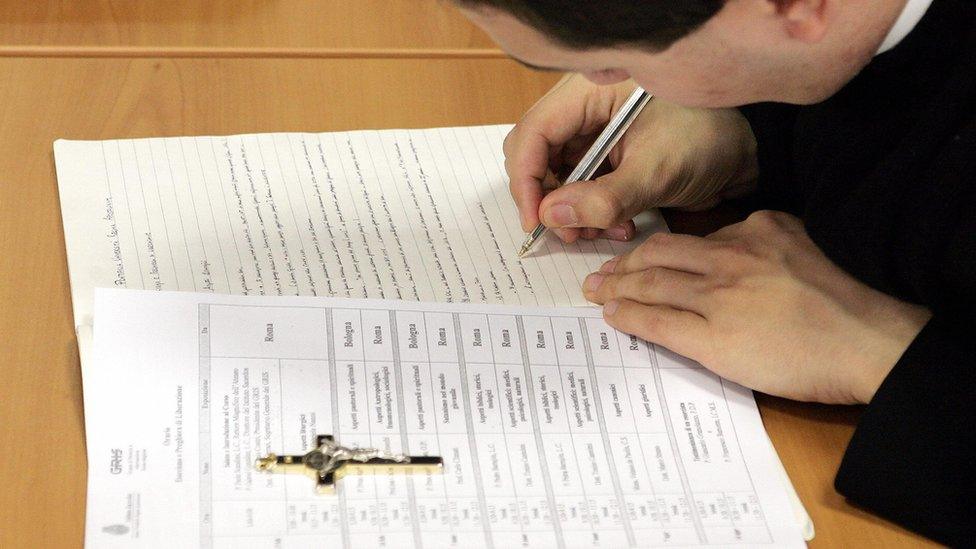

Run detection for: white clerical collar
[[876, 0, 934, 54]]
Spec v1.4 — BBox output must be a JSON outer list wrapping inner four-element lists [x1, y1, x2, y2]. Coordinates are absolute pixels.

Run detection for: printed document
[[84, 289, 807, 548]]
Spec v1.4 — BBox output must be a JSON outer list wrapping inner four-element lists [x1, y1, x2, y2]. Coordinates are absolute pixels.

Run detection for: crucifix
[[255, 434, 444, 494]]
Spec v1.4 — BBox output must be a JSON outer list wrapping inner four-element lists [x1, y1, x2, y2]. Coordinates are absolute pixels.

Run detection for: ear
[[776, 0, 829, 43]]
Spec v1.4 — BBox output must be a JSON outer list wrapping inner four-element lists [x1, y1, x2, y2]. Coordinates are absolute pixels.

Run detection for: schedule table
[[82, 290, 804, 547]]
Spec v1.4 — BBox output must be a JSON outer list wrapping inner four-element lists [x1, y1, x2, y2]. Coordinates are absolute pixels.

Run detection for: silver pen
[[517, 86, 654, 258]]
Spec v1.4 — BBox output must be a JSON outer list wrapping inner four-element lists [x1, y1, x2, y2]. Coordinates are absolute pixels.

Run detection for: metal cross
[[255, 434, 443, 494]]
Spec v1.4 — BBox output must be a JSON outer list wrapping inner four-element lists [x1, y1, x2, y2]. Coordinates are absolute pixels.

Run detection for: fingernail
[[600, 258, 619, 274], [605, 226, 631, 241], [604, 300, 620, 316], [583, 273, 605, 292], [546, 204, 578, 227]]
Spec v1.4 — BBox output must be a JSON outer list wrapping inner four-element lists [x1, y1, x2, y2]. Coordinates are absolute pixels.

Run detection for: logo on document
[[109, 448, 123, 474]]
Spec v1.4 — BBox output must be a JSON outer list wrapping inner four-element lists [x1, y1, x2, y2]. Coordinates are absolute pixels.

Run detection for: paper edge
[[767, 432, 816, 541]]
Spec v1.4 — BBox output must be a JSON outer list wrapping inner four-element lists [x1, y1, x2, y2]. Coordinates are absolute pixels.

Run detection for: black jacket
[[740, 0, 976, 544]]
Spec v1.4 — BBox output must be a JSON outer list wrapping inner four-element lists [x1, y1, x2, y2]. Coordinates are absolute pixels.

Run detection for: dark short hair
[[455, 0, 724, 51]]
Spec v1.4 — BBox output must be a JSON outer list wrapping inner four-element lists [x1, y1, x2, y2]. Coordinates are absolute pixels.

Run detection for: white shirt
[[876, 0, 934, 54]]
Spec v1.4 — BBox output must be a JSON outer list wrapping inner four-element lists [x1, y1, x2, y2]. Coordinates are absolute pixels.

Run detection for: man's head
[[456, 0, 906, 106], [455, 0, 724, 52]]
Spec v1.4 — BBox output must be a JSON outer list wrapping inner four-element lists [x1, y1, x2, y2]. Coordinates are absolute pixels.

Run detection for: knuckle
[[508, 177, 521, 200], [599, 273, 622, 296], [638, 267, 663, 289], [586, 188, 626, 226], [726, 239, 755, 257], [640, 269, 675, 302], [708, 272, 739, 292], [646, 155, 681, 204], [645, 231, 673, 249], [637, 232, 672, 263], [613, 250, 638, 273], [502, 126, 518, 154], [745, 209, 774, 226], [773, 211, 801, 228], [714, 239, 758, 270], [745, 209, 787, 231], [503, 157, 515, 180]]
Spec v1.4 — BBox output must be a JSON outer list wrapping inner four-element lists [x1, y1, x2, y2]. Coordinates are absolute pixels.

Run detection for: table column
[[203, 304, 339, 545], [653, 348, 773, 544], [517, 315, 599, 547], [331, 307, 384, 545], [548, 316, 632, 548], [359, 308, 416, 546], [461, 313, 559, 547], [586, 318, 700, 545], [393, 310, 462, 547], [424, 311, 492, 547]]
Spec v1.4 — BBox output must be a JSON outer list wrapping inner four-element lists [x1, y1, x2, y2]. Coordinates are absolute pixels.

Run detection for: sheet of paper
[[85, 288, 806, 548], [55, 126, 665, 328]]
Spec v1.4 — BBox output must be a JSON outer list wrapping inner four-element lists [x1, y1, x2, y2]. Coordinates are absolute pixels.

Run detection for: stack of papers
[[55, 125, 812, 547]]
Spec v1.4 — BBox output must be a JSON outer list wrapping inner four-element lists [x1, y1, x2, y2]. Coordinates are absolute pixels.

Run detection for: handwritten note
[[55, 125, 665, 328]]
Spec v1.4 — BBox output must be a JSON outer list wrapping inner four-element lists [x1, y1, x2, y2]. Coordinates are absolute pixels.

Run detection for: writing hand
[[505, 73, 759, 243]]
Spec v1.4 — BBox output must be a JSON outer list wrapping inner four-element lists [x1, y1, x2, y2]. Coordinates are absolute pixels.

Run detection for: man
[[453, 0, 974, 545]]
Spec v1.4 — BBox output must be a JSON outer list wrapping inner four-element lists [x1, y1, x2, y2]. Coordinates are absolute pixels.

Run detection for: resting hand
[[583, 211, 931, 404]]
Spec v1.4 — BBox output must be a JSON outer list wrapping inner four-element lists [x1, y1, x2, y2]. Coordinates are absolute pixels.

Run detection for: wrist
[[853, 303, 932, 404]]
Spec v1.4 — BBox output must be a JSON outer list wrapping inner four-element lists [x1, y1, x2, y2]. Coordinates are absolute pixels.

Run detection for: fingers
[[602, 299, 708, 362], [579, 221, 637, 242], [604, 232, 721, 275], [552, 227, 581, 243], [538, 170, 653, 231], [504, 135, 556, 231], [583, 267, 708, 314], [545, 222, 634, 246], [504, 78, 629, 232]]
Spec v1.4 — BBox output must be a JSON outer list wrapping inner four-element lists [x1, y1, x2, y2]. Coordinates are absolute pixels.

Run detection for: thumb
[[538, 171, 654, 230]]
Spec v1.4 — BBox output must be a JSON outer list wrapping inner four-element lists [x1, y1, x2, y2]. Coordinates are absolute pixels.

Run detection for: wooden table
[[0, 8, 938, 548], [0, 0, 496, 53]]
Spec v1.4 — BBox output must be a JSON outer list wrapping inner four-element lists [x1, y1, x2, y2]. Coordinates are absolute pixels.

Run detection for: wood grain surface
[[0, 0, 495, 54]]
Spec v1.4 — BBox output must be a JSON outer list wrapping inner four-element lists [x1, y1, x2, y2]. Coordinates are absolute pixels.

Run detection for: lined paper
[[56, 125, 665, 328]]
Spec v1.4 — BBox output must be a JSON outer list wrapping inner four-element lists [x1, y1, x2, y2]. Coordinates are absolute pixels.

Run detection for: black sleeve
[[835, 317, 976, 546], [736, 103, 802, 214]]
